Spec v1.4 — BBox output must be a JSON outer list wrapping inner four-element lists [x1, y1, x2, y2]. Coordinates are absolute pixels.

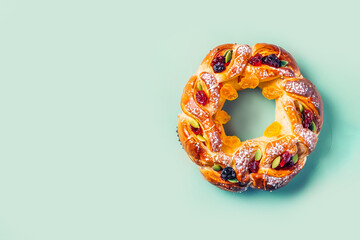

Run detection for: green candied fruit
[[224, 49, 233, 63], [272, 156, 281, 169], [255, 149, 262, 161], [292, 154, 299, 164], [228, 178, 239, 183], [212, 165, 222, 171]]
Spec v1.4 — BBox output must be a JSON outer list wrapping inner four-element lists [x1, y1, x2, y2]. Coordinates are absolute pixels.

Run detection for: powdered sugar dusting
[[200, 72, 220, 111], [285, 79, 308, 96], [294, 123, 317, 152], [265, 136, 298, 166], [207, 130, 222, 152], [184, 101, 209, 120], [284, 79, 321, 111], [265, 164, 301, 190], [228, 45, 251, 78], [282, 97, 296, 111], [267, 141, 285, 156], [265, 175, 290, 190], [213, 152, 232, 165], [234, 142, 257, 180]]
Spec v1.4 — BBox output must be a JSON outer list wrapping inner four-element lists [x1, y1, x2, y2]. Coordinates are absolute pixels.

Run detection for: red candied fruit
[[279, 151, 291, 167], [302, 109, 314, 129], [276, 151, 295, 170], [190, 125, 202, 135], [248, 161, 259, 173], [196, 90, 208, 106], [249, 53, 263, 66]]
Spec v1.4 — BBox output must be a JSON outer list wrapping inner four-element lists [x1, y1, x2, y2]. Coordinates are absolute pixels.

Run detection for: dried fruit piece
[[197, 82, 203, 91], [262, 86, 282, 100], [189, 118, 200, 128], [302, 109, 314, 128], [272, 156, 281, 168], [196, 135, 206, 142], [248, 160, 259, 173], [292, 154, 299, 164], [262, 54, 280, 68], [211, 56, 226, 73], [220, 84, 238, 100], [224, 49, 233, 63], [264, 121, 282, 137], [190, 125, 202, 135], [211, 55, 225, 66], [249, 53, 263, 66], [196, 90, 208, 106], [213, 63, 225, 73], [220, 167, 236, 180], [254, 149, 262, 161], [228, 178, 239, 183], [280, 60, 288, 67], [212, 165, 222, 171], [214, 110, 231, 124], [223, 136, 241, 149], [279, 151, 291, 167], [238, 76, 259, 89]]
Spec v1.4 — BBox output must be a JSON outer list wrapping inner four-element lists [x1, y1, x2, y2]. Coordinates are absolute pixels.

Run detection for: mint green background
[[0, 0, 359, 239]]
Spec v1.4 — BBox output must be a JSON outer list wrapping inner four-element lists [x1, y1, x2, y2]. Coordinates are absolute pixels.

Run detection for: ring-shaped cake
[[177, 43, 323, 192]]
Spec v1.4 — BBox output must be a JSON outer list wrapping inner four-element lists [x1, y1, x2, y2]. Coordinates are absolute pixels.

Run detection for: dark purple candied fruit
[[195, 90, 208, 106], [283, 160, 294, 168], [211, 56, 226, 73], [302, 109, 314, 129], [248, 53, 263, 66], [220, 167, 236, 180], [213, 63, 226, 73], [279, 151, 291, 168], [190, 125, 202, 135], [211, 55, 225, 66], [262, 54, 281, 68], [248, 161, 259, 173]]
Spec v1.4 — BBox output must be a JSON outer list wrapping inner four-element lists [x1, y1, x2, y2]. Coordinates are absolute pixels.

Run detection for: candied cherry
[[276, 151, 296, 170], [249, 53, 263, 66], [302, 109, 314, 129], [248, 161, 259, 173], [190, 125, 202, 135], [196, 90, 208, 106], [279, 151, 291, 167]]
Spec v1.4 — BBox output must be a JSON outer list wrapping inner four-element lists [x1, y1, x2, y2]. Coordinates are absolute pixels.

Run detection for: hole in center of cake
[[222, 88, 275, 141]]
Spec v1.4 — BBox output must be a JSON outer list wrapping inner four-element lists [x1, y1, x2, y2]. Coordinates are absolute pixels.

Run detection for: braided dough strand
[[178, 43, 323, 192]]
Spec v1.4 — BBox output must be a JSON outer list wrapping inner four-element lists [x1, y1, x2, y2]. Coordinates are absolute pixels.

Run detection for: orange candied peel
[[262, 86, 283, 100], [220, 83, 238, 100], [222, 135, 241, 148], [238, 76, 259, 89], [214, 110, 231, 124], [264, 121, 282, 137]]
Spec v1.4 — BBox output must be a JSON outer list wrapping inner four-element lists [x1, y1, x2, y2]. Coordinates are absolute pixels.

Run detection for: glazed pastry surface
[[178, 43, 323, 192]]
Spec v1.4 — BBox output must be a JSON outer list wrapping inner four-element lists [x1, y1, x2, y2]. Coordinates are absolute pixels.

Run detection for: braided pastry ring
[[177, 43, 323, 192]]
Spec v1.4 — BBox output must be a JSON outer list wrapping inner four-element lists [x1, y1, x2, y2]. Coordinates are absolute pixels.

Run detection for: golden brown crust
[[178, 43, 323, 192]]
